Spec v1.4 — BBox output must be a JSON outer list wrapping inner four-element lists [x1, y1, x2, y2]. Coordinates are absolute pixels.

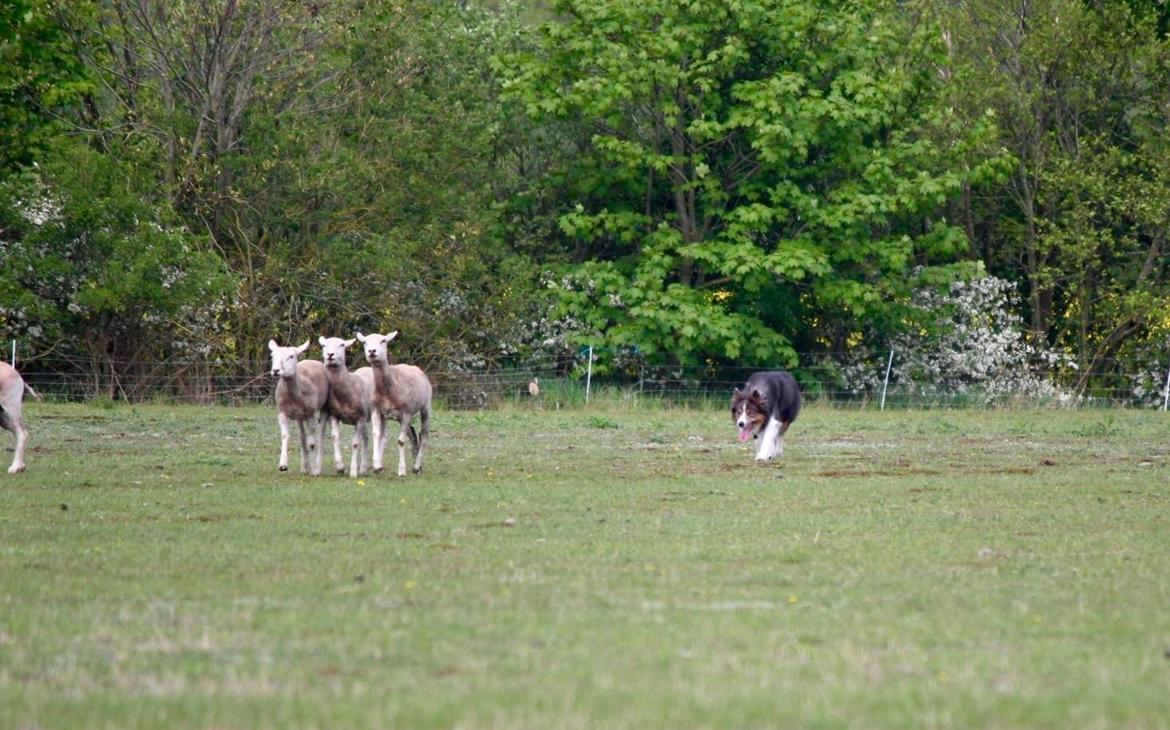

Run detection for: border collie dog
[[731, 371, 801, 462]]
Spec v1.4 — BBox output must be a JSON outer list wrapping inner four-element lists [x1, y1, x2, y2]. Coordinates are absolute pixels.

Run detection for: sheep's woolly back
[[322, 362, 372, 425], [371, 363, 432, 418], [275, 359, 329, 419]]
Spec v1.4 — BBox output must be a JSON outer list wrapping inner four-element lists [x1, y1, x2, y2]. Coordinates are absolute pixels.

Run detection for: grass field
[[2, 401, 1169, 728]]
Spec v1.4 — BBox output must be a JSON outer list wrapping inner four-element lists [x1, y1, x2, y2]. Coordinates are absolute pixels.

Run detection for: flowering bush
[[891, 275, 1072, 401], [813, 274, 1073, 404]]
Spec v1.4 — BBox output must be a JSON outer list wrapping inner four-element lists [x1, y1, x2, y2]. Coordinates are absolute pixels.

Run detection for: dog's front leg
[[756, 418, 782, 461]]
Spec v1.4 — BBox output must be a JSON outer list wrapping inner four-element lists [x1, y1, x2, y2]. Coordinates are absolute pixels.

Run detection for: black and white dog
[[730, 371, 801, 462]]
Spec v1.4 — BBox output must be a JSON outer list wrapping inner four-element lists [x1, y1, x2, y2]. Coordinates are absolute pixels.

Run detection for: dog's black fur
[[731, 371, 801, 443]]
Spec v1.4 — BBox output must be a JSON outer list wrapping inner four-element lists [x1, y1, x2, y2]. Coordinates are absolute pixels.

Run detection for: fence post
[[1162, 364, 1170, 412], [585, 345, 593, 404], [880, 349, 894, 411]]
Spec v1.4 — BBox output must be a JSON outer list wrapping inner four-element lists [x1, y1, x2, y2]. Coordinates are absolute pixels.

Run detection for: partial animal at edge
[[0, 361, 38, 474]]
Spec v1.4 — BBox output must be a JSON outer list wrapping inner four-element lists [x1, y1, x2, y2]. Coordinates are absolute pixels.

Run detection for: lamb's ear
[[355, 332, 366, 343], [386, 331, 398, 342], [318, 336, 327, 346], [295, 340, 310, 354], [343, 337, 356, 347], [268, 339, 278, 353]]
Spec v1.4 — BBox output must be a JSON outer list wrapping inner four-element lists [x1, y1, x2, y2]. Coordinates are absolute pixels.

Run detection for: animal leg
[[396, 418, 411, 477], [756, 418, 782, 462], [370, 410, 385, 473], [348, 426, 360, 478], [311, 413, 324, 476], [277, 411, 291, 472], [2, 408, 27, 474], [331, 416, 345, 474], [298, 419, 315, 474], [412, 406, 430, 475], [359, 417, 370, 476], [777, 420, 790, 458]]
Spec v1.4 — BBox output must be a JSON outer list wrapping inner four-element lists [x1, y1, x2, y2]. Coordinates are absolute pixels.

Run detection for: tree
[[59, 1, 547, 367], [497, 0, 1003, 366], [941, 0, 1170, 386], [0, 141, 232, 387], [0, 0, 91, 175]]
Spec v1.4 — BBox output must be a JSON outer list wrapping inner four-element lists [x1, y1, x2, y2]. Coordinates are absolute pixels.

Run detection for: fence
[[8, 349, 1170, 410]]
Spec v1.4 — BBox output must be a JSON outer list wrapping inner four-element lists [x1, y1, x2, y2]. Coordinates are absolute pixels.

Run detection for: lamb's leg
[[411, 404, 430, 472], [297, 419, 310, 474], [412, 406, 430, 475], [277, 411, 291, 472], [348, 425, 360, 478], [408, 425, 419, 458], [360, 417, 371, 476], [2, 407, 26, 474], [331, 416, 345, 474], [311, 413, 324, 476], [370, 410, 385, 473], [396, 417, 411, 477], [349, 419, 372, 478]]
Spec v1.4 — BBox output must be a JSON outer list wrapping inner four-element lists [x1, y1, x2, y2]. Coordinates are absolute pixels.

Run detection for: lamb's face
[[319, 336, 354, 370], [356, 331, 398, 365], [269, 339, 309, 378]]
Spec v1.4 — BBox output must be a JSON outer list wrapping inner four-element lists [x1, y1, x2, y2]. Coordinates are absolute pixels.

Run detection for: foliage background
[[0, 0, 1168, 397]]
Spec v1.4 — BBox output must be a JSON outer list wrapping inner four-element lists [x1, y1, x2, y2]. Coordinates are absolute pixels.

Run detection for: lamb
[[268, 339, 333, 476], [0, 362, 38, 474], [355, 331, 433, 476], [318, 336, 374, 478]]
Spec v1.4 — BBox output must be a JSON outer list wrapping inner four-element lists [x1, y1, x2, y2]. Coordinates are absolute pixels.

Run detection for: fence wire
[[8, 352, 1170, 410]]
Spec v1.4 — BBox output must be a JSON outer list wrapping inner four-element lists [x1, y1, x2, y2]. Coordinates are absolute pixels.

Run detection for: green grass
[[2, 402, 1169, 728]]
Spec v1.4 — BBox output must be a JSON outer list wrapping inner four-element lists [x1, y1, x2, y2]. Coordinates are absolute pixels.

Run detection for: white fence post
[[880, 349, 894, 411], [1162, 365, 1170, 412], [585, 345, 593, 404]]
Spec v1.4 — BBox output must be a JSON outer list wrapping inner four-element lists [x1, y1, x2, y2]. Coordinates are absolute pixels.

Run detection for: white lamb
[[1, 361, 38, 474], [355, 331, 433, 476], [318, 336, 374, 478], [268, 339, 332, 476]]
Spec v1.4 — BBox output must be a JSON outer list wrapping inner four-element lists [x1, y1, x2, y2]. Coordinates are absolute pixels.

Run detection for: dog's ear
[[750, 388, 767, 408], [731, 387, 742, 406]]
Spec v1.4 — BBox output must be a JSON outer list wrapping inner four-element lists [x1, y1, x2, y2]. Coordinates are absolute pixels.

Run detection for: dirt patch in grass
[[816, 467, 943, 478]]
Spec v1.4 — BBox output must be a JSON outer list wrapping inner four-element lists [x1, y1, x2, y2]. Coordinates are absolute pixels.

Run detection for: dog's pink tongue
[[738, 427, 751, 443]]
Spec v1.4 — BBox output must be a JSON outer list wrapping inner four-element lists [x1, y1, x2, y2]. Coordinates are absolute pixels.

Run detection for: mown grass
[[1, 402, 1168, 728]]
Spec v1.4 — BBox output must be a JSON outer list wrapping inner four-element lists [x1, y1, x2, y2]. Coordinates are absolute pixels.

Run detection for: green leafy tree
[[942, 0, 1170, 385], [497, 0, 1003, 366], [0, 0, 92, 175], [0, 142, 232, 381]]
